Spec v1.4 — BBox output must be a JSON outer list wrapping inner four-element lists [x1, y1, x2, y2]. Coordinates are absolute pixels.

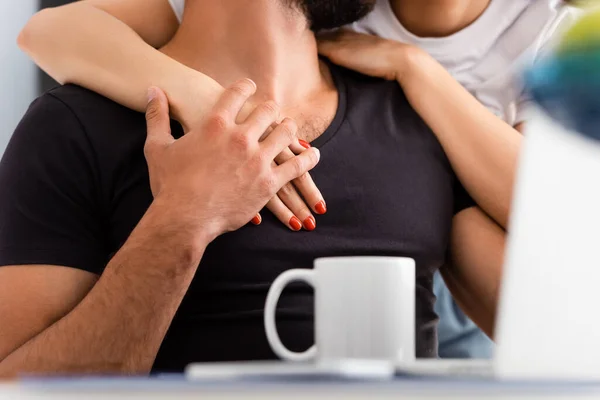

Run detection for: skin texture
[[3, 0, 519, 375]]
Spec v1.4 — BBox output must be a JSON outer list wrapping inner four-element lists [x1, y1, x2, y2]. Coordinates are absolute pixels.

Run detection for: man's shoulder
[[332, 63, 398, 89], [24, 85, 147, 149], [44, 84, 142, 124], [8, 85, 148, 174], [332, 63, 407, 103], [331, 63, 411, 116]]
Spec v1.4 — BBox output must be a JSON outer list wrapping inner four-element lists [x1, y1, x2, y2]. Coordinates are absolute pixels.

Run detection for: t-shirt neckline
[[378, 0, 507, 55], [309, 61, 348, 149]]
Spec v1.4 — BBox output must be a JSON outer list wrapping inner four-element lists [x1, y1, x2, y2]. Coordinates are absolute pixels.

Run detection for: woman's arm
[[398, 48, 519, 229], [18, 0, 223, 130], [442, 207, 506, 338], [319, 33, 520, 229]]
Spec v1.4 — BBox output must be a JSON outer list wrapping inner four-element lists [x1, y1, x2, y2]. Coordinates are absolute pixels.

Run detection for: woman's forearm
[[18, 3, 223, 130], [399, 49, 520, 229]]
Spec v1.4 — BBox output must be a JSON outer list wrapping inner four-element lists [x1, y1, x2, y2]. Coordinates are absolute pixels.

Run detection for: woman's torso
[[350, 0, 579, 125]]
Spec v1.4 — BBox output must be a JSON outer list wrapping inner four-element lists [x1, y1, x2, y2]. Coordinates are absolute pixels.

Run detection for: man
[[0, 0, 505, 375]]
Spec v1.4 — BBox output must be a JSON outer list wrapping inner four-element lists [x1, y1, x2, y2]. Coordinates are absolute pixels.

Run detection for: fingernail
[[313, 148, 321, 161], [147, 87, 157, 103], [289, 216, 302, 231], [251, 214, 262, 225], [299, 139, 311, 149], [303, 216, 316, 231], [315, 200, 327, 215], [245, 78, 257, 91]]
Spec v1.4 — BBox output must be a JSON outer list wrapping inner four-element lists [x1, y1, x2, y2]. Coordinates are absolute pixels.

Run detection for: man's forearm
[[0, 198, 208, 377], [398, 49, 520, 229]]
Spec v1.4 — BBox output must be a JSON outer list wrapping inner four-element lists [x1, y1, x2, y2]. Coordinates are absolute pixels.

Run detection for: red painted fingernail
[[251, 214, 262, 225], [315, 200, 327, 215], [299, 139, 311, 149], [289, 216, 302, 231], [303, 216, 316, 231]]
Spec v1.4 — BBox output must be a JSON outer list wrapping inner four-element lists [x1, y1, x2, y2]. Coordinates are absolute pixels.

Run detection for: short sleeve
[[514, 93, 532, 126], [0, 95, 108, 274], [168, 0, 185, 22], [453, 178, 476, 216]]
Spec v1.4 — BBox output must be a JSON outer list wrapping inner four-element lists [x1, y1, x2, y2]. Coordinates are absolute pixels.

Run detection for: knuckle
[[291, 157, 305, 176], [279, 182, 295, 196], [231, 131, 251, 151], [143, 143, 153, 160], [294, 172, 310, 185], [279, 119, 298, 142], [206, 113, 229, 132], [145, 102, 162, 123], [260, 174, 278, 195], [255, 149, 271, 166], [259, 101, 280, 120], [229, 79, 255, 97]]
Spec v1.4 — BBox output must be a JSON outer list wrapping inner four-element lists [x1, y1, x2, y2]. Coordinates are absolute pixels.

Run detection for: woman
[[17, 0, 579, 358]]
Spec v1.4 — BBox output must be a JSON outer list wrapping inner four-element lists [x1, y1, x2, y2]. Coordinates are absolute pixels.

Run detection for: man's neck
[[161, 1, 333, 109], [389, 0, 491, 38]]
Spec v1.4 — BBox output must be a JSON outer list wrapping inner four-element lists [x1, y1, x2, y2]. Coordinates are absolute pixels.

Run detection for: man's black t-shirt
[[0, 65, 474, 372]]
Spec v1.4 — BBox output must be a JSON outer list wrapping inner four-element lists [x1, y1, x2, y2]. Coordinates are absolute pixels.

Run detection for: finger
[[276, 182, 317, 231], [243, 101, 281, 139], [145, 87, 174, 150], [265, 196, 303, 232], [275, 148, 321, 188], [213, 78, 257, 121], [272, 144, 326, 215], [250, 213, 262, 226], [289, 138, 311, 154], [261, 118, 297, 158]]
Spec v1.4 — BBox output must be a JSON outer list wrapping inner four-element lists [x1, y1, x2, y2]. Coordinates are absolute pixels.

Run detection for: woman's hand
[[265, 136, 326, 232], [177, 87, 327, 232], [318, 31, 422, 82]]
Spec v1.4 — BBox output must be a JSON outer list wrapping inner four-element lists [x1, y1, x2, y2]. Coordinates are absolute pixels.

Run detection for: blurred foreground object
[[527, 6, 600, 140], [495, 9, 600, 380]]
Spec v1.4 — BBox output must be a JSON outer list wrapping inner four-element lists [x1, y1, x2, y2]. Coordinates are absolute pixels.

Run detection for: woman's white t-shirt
[[167, 0, 579, 126]]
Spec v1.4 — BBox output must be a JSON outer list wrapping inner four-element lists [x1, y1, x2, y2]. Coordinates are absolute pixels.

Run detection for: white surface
[[397, 359, 493, 377], [186, 360, 394, 380], [264, 257, 415, 363], [495, 107, 600, 380], [0, 1, 37, 156], [4, 379, 600, 400]]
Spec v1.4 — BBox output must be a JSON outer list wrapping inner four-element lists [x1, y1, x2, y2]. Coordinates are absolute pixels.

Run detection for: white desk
[[3, 376, 600, 400]]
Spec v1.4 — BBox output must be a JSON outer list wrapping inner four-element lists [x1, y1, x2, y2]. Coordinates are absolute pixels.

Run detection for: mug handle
[[264, 269, 317, 362]]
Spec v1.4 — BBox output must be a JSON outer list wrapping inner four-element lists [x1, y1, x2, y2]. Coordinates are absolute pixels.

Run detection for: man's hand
[[144, 80, 321, 242], [177, 80, 327, 232]]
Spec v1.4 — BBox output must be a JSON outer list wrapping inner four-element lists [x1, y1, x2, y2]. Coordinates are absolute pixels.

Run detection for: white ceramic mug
[[264, 256, 415, 364]]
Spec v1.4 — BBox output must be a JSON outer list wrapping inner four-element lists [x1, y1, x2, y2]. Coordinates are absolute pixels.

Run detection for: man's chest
[[105, 119, 456, 286]]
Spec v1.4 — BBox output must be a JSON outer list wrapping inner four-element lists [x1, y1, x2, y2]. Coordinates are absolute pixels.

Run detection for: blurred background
[[0, 0, 72, 155]]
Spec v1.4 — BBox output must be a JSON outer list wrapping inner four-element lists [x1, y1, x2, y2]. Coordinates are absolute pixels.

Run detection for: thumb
[[145, 87, 174, 150]]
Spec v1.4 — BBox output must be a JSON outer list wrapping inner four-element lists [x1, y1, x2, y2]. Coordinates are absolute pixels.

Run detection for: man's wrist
[[135, 194, 215, 267]]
